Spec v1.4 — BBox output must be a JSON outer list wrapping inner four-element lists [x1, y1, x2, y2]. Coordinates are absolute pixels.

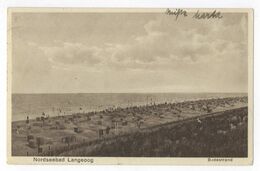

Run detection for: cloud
[[12, 12, 248, 93], [109, 13, 248, 70], [32, 13, 247, 73], [40, 42, 104, 69]]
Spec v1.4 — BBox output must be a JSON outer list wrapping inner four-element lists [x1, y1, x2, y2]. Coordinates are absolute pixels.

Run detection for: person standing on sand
[[26, 115, 29, 124], [41, 112, 46, 125], [25, 115, 30, 134]]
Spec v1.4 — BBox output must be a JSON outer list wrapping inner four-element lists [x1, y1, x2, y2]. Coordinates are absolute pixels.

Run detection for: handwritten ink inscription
[[193, 10, 223, 19], [165, 9, 223, 20], [165, 8, 188, 20]]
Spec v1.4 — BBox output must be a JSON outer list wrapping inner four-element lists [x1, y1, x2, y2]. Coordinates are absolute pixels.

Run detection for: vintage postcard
[[7, 8, 253, 165]]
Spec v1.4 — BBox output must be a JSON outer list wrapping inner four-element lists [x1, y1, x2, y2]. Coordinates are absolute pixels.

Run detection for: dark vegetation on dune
[[65, 107, 248, 157]]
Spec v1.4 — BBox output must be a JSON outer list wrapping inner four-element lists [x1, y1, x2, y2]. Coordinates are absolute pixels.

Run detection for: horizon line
[[11, 91, 248, 95]]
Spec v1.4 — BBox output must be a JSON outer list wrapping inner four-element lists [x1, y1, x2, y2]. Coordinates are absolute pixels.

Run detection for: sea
[[11, 93, 247, 121]]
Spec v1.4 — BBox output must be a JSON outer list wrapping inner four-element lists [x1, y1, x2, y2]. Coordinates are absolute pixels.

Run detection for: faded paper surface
[[7, 8, 253, 165]]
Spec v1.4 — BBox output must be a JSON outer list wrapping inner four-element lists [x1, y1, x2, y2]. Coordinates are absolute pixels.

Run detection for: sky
[[11, 11, 248, 93]]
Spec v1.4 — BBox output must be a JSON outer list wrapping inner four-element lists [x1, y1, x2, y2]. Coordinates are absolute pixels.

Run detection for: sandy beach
[[12, 96, 248, 156]]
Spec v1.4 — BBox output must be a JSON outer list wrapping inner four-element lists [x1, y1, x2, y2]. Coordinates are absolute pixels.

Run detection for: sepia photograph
[[7, 8, 253, 165]]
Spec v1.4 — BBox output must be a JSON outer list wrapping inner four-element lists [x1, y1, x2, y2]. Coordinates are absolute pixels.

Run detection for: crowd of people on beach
[[12, 96, 248, 156]]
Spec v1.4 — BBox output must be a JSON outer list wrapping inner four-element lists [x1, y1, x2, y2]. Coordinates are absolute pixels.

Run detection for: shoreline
[[12, 95, 248, 123]]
